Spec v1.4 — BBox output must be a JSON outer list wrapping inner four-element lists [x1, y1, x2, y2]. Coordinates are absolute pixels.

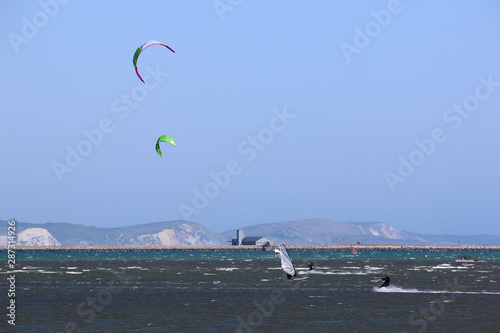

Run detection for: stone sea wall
[[1, 244, 499, 252]]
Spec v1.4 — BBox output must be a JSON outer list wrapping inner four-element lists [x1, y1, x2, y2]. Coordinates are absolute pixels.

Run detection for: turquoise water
[[15, 250, 500, 261], [2, 251, 499, 332]]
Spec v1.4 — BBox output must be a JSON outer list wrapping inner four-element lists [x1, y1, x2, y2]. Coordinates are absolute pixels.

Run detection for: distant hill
[[221, 219, 500, 246], [402, 232, 500, 246], [0, 220, 226, 246], [1, 218, 499, 246], [113, 221, 227, 246]]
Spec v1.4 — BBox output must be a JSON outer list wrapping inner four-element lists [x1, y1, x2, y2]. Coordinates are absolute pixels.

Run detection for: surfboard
[[293, 276, 309, 281]]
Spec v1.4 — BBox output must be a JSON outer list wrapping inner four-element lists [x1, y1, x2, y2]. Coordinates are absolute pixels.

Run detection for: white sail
[[279, 244, 296, 276]]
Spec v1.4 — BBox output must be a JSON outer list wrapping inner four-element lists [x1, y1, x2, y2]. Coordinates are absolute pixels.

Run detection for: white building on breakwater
[[230, 228, 273, 246]]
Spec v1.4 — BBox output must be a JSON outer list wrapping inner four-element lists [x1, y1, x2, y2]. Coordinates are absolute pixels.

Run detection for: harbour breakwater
[[2, 244, 500, 252]]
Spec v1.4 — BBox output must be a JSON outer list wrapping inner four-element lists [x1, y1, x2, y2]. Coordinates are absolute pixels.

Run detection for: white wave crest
[[373, 286, 500, 295]]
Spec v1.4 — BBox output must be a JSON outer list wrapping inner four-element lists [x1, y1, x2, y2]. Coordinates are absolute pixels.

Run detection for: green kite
[[156, 135, 176, 157]]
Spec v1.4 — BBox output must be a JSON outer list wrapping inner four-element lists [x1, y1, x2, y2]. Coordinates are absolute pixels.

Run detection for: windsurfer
[[379, 274, 390, 288]]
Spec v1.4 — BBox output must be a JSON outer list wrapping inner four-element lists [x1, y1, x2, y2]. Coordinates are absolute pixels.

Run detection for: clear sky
[[2, 0, 499, 235]]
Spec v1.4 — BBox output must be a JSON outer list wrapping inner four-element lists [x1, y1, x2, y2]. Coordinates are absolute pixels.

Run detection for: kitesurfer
[[379, 274, 390, 288], [307, 262, 314, 270]]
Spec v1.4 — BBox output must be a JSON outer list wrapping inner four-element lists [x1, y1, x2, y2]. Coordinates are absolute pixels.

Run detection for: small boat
[[454, 241, 483, 263], [454, 255, 482, 263]]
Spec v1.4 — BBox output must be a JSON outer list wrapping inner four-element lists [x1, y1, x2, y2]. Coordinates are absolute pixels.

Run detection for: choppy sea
[[2, 251, 499, 332]]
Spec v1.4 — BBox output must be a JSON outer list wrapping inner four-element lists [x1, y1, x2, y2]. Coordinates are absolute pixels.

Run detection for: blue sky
[[2, 0, 499, 235]]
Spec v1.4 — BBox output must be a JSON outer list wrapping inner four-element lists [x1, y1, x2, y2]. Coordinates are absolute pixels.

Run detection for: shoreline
[[2, 244, 500, 252]]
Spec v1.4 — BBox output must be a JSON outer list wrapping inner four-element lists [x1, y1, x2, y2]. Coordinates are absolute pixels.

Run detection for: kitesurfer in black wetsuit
[[379, 274, 390, 288], [308, 262, 314, 270]]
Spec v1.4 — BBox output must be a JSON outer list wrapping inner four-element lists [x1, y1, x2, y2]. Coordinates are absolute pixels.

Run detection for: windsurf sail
[[351, 246, 358, 256], [278, 244, 296, 277]]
